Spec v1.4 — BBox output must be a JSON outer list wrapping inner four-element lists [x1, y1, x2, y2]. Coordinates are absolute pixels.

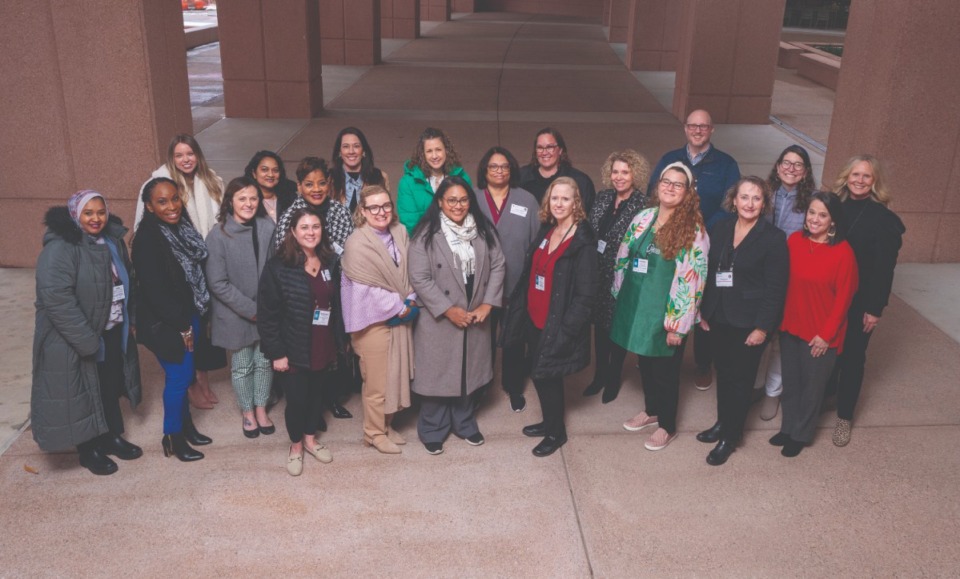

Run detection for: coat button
[[444, 290, 450, 295], [437, 263, 442, 268]]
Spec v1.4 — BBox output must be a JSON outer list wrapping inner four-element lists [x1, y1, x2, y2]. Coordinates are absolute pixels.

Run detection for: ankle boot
[[601, 379, 622, 404], [182, 414, 212, 446], [99, 433, 143, 460], [162, 433, 204, 462], [78, 445, 118, 475]]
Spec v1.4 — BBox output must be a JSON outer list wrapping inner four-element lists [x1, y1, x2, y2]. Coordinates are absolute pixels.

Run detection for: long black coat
[[501, 222, 598, 379], [701, 215, 789, 332], [257, 255, 346, 370]]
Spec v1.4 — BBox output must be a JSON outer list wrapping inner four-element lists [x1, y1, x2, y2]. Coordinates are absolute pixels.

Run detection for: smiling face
[[536, 133, 562, 172], [549, 183, 576, 223], [777, 152, 807, 190], [733, 182, 764, 223], [232, 185, 260, 224], [292, 213, 322, 252], [485, 153, 511, 188], [657, 169, 689, 209], [423, 138, 447, 175], [684, 110, 714, 152], [362, 192, 394, 232], [255, 157, 280, 193], [805, 199, 833, 240], [78, 197, 107, 236], [145, 181, 183, 225], [611, 160, 633, 195], [298, 169, 330, 206], [172, 143, 197, 176], [846, 160, 875, 200], [339, 133, 364, 172], [440, 185, 470, 225]]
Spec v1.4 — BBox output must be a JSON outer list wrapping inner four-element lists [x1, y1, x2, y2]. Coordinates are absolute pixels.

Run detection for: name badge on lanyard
[[716, 270, 733, 287], [509, 204, 528, 218], [112, 283, 126, 302], [313, 308, 331, 326], [321, 269, 332, 282], [539, 239, 547, 250], [332, 242, 344, 255], [597, 240, 607, 254], [535, 275, 546, 291], [632, 258, 648, 274]]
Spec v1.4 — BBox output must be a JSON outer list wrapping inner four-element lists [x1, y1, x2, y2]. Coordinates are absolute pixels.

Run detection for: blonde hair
[[833, 154, 891, 206], [654, 164, 704, 260], [538, 177, 587, 225], [353, 185, 397, 228], [600, 149, 651, 191], [165, 134, 222, 204]]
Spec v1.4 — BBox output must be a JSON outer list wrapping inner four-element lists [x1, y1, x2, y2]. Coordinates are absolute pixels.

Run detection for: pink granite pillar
[[626, 0, 681, 70], [452, 0, 476, 11], [608, 0, 630, 42], [382, 0, 421, 38], [603, 0, 612, 25], [320, 0, 381, 65], [672, 0, 785, 124], [824, 0, 960, 262], [421, 0, 451, 21], [219, 0, 323, 118], [0, 0, 191, 266]]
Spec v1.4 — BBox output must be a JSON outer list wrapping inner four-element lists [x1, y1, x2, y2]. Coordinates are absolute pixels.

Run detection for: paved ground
[[3, 12, 959, 578]]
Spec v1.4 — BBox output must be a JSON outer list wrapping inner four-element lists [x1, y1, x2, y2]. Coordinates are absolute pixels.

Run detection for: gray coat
[[32, 207, 142, 452], [475, 186, 540, 298], [408, 229, 505, 397], [205, 215, 276, 350]]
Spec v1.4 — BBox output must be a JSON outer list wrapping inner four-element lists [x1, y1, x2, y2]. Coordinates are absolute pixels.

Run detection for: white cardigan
[[134, 165, 222, 236]]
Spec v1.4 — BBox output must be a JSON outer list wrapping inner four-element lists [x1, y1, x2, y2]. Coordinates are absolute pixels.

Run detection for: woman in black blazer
[[696, 177, 789, 465]]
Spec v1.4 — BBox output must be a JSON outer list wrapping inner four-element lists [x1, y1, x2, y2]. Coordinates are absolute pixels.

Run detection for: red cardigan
[[780, 232, 859, 352]]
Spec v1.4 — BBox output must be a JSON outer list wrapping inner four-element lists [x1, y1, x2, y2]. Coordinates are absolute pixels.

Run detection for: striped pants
[[231, 343, 273, 412]]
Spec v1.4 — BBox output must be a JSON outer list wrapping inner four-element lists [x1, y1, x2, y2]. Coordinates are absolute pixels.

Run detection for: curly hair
[[832, 154, 892, 206], [538, 177, 587, 225], [721, 176, 773, 216], [407, 127, 462, 177], [600, 149, 651, 191], [767, 145, 816, 213], [654, 164, 704, 260]]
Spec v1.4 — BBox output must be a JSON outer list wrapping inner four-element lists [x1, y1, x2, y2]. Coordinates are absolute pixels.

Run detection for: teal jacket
[[397, 162, 472, 235]]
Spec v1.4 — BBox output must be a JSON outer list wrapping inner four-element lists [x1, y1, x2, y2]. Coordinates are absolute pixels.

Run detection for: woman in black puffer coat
[[258, 208, 346, 476]]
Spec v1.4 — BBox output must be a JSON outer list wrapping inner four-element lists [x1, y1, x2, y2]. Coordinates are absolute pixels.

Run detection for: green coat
[[397, 162, 472, 235]]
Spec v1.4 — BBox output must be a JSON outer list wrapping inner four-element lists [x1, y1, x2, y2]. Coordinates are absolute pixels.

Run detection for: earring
[[828, 224, 836, 238]]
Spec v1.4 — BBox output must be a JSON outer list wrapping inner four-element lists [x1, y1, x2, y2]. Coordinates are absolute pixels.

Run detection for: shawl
[[439, 212, 477, 283]]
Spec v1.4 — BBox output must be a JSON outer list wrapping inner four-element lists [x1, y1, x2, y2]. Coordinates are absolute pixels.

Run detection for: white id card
[[597, 240, 607, 254], [313, 308, 331, 326], [509, 204, 528, 217], [332, 242, 344, 255], [321, 269, 332, 282], [716, 271, 733, 287], [539, 239, 547, 250], [632, 258, 648, 273], [535, 275, 546, 291], [112, 284, 126, 302]]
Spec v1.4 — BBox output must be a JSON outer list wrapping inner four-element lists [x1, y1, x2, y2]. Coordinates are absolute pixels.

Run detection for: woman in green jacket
[[397, 127, 472, 234]]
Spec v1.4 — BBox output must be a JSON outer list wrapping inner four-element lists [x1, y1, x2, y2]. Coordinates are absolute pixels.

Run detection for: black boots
[[78, 446, 118, 476], [696, 422, 723, 443], [162, 433, 204, 462], [98, 434, 143, 460], [182, 414, 212, 446]]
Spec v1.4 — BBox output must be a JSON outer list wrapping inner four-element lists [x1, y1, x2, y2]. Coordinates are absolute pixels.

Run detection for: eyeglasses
[[487, 163, 510, 173], [443, 197, 470, 207], [779, 160, 806, 171], [536, 145, 559, 153], [659, 178, 687, 192], [363, 202, 393, 215], [685, 124, 711, 132]]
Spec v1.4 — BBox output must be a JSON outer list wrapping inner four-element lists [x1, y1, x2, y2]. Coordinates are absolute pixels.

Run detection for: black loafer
[[522, 422, 546, 437], [769, 432, 791, 447], [79, 447, 118, 475], [258, 424, 275, 435], [99, 434, 143, 460], [706, 440, 736, 466], [696, 422, 723, 444], [532, 435, 567, 457], [331, 404, 353, 419], [243, 427, 260, 439]]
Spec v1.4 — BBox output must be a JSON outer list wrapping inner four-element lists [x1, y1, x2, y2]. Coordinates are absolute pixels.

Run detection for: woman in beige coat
[[408, 176, 505, 455]]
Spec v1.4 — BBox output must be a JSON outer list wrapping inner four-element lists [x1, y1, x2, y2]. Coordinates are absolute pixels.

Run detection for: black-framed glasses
[[779, 160, 806, 171], [364, 202, 394, 215], [536, 144, 559, 153], [685, 123, 711, 132], [487, 163, 510, 173], [443, 197, 470, 207], [659, 178, 686, 191]]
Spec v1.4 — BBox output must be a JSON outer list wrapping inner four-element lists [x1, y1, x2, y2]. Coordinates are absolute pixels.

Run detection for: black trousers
[[709, 323, 767, 442], [282, 368, 329, 443], [592, 325, 625, 387], [78, 326, 126, 452], [693, 323, 712, 372], [636, 339, 687, 434], [499, 309, 530, 397], [826, 305, 873, 421], [524, 317, 566, 438]]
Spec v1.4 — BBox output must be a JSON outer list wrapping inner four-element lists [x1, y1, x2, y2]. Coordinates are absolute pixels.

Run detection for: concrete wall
[[320, 0, 381, 65], [478, 0, 603, 20]]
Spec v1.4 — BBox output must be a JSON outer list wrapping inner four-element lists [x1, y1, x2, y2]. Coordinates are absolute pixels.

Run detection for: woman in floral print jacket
[[608, 162, 709, 452]]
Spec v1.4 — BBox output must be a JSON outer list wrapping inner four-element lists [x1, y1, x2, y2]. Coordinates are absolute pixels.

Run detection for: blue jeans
[[156, 315, 199, 435]]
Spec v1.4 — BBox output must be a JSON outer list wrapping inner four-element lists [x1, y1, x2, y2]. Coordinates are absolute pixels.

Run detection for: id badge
[[321, 269, 332, 282], [112, 284, 126, 302], [539, 239, 547, 250], [535, 275, 546, 291], [509, 204, 528, 218], [332, 242, 344, 255], [716, 271, 733, 287], [632, 258, 648, 274], [597, 240, 607, 254], [313, 308, 331, 326]]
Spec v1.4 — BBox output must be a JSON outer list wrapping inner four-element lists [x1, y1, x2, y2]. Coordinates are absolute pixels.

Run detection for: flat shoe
[[781, 440, 804, 458], [331, 404, 353, 419], [696, 422, 722, 444], [465, 432, 485, 446], [706, 440, 736, 466], [364, 436, 401, 455], [769, 432, 791, 447], [832, 418, 852, 447], [532, 435, 567, 457], [644, 428, 677, 451], [243, 427, 260, 439], [305, 442, 333, 463], [522, 423, 546, 437], [510, 393, 526, 413], [424, 442, 443, 455], [258, 424, 275, 435], [287, 452, 303, 476], [386, 429, 407, 445]]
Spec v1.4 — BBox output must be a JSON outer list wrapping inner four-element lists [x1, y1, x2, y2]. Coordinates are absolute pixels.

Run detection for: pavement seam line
[[560, 446, 596, 577]]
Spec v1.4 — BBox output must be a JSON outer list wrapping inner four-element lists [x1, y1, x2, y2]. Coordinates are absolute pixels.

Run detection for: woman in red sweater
[[772, 191, 858, 457]]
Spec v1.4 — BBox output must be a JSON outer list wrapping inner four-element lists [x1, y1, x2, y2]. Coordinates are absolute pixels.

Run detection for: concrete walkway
[[3, 13, 960, 577]]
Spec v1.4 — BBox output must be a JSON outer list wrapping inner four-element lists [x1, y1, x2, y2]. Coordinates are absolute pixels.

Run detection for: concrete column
[[420, 0, 451, 21], [219, 0, 322, 118], [603, 0, 612, 25], [626, 0, 681, 71], [823, 0, 960, 262], [0, 0, 191, 266], [382, 0, 421, 38], [672, 0, 784, 124], [608, 0, 630, 42], [320, 0, 381, 65]]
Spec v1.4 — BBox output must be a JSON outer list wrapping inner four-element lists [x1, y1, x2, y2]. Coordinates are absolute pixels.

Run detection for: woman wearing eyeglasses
[[518, 127, 596, 211], [611, 162, 709, 452], [474, 146, 540, 413], [341, 185, 418, 454]]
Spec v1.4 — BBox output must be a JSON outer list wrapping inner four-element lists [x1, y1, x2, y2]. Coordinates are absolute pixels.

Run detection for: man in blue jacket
[[648, 109, 741, 390]]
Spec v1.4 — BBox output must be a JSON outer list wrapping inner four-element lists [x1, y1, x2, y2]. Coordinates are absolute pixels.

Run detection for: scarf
[[439, 212, 477, 283], [158, 219, 210, 316], [345, 171, 363, 212], [67, 190, 106, 226]]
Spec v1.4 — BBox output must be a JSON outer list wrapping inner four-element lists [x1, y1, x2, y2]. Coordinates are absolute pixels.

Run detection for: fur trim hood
[[43, 206, 127, 246]]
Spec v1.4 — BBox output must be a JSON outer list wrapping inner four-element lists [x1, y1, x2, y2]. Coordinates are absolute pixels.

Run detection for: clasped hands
[[444, 304, 493, 329]]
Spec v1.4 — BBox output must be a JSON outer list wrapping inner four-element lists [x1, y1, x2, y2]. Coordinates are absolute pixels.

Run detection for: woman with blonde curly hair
[[583, 149, 651, 403], [397, 127, 473, 234], [610, 162, 709, 451]]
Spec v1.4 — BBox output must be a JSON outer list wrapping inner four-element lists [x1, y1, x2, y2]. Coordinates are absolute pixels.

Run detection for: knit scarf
[[158, 219, 210, 316], [439, 212, 477, 283]]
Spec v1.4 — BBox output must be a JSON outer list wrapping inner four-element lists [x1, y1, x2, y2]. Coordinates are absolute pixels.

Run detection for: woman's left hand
[[745, 329, 767, 346], [469, 304, 493, 324], [666, 332, 683, 347], [863, 313, 880, 333], [808, 335, 829, 358]]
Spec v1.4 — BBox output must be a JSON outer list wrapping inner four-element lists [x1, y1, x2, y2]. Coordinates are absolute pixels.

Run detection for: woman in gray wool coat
[[408, 176, 505, 455], [32, 190, 142, 476], [205, 176, 277, 439]]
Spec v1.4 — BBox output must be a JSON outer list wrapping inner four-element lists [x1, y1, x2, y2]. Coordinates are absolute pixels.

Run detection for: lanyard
[[533, 224, 574, 277]]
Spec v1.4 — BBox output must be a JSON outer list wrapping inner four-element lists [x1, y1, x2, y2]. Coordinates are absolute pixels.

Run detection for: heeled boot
[[162, 433, 204, 462], [182, 414, 212, 446]]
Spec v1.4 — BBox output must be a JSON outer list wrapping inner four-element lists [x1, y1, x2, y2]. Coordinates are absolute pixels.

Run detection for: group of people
[[31, 111, 904, 477]]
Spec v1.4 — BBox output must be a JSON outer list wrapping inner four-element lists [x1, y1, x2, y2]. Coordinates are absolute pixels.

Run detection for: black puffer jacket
[[257, 254, 346, 370], [501, 222, 598, 379]]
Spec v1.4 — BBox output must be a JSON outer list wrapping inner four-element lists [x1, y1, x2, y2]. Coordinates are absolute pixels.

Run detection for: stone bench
[[778, 41, 804, 69], [797, 52, 840, 90]]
